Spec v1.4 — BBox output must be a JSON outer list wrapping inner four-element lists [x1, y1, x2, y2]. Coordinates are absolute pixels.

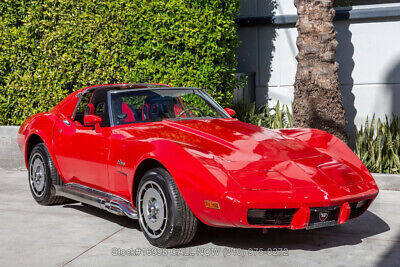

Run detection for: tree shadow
[[236, 0, 277, 106], [190, 211, 390, 251], [335, 11, 357, 148], [376, 231, 400, 267], [385, 61, 400, 118]]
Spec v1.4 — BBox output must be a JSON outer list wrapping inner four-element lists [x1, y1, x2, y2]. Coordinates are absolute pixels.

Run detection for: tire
[[28, 143, 68, 205], [137, 167, 198, 248]]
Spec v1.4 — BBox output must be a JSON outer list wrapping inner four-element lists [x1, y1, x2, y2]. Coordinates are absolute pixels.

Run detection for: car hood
[[119, 118, 365, 189], [161, 119, 323, 163]]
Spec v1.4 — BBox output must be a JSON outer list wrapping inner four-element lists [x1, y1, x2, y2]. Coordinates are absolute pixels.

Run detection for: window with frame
[[73, 91, 93, 125], [110, 89, 227, 126]]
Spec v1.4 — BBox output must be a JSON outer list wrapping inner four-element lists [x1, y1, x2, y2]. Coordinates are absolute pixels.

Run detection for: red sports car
[[18, 83, 379, 248]]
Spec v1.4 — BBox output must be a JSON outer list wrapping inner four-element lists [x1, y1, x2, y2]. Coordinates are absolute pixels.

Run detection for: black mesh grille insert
[[247, 209, 298, 226], [349, 199, 372, 219]]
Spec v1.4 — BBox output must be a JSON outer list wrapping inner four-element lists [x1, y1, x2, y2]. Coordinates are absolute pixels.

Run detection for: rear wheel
[[28, 143, 68, 205], [137, 167, 198, 248]]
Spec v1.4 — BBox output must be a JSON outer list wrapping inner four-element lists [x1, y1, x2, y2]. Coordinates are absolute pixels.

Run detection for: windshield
[[109, 89, 229, 126]]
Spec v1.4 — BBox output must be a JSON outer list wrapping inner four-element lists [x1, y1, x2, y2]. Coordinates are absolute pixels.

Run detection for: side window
[[76, 92, 92, 114], [73, 91, 93, 125], [90, 90, 111, 127], [111, 93, 149, 125]]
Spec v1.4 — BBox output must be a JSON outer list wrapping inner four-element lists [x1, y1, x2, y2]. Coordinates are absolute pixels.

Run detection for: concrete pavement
[[0, 169, 399, 267]]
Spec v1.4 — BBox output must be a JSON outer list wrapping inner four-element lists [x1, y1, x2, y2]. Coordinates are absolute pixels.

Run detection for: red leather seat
[[140, 103, 150, 121], [122, 102, 136, 123], [81, 103, 95, 126], [85, 103, 95, 116]]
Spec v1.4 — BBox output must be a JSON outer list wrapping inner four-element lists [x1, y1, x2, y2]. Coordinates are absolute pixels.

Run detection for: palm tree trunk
[[293, 0, 348, 142]]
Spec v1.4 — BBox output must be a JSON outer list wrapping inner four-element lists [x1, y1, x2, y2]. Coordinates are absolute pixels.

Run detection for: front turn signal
[[204, 200, 220, 210]]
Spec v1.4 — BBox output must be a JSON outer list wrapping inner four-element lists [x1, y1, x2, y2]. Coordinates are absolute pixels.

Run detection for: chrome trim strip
[[71, 94, 83, 120], [54, 183, 138, 219], [107, 90, 115, 127]]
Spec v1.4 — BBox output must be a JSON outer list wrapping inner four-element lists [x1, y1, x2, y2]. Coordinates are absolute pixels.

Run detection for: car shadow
[[189, 211, 390, 251], [60, 204, 389, 252], [62, 203, 140, 230]]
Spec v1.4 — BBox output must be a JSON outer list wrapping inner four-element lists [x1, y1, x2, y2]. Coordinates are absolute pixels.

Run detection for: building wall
[[236, 1, 400, 139]]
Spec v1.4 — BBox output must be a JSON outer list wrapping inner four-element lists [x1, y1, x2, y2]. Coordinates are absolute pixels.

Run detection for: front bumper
[[204, 180, 379, 229]]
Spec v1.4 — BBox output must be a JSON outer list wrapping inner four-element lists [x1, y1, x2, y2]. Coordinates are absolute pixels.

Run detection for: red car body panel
[[18, 84, 379, 229]]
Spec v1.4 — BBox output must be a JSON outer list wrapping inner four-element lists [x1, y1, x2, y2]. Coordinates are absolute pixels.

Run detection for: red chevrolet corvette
[[18, 83, 379, 247]]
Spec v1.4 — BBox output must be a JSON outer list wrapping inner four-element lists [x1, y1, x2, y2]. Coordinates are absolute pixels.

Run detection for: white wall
[[237, 2, 400, 137]]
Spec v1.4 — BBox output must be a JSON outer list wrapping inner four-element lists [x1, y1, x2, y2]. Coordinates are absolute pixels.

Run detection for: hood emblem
[[319, 211, 329, 222]]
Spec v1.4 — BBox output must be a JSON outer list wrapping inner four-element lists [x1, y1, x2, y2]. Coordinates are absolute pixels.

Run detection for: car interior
[[112, 92, 189, 125], [73, 88, 202, 127], [73, 88, 111, 127]]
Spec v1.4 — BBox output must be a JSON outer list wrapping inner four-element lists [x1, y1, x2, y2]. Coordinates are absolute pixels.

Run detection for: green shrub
[[233, 101, 293, 129], [355, 115, 400, 174], [0, 0, 240, 125]]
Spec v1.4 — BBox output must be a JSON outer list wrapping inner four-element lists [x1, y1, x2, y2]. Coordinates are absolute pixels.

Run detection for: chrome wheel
[[138, 181, 168, 239], [29, 152, 46, 197]]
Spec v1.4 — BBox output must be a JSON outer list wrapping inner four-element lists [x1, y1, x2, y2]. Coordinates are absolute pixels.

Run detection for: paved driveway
[[0, 170, 399, 267]]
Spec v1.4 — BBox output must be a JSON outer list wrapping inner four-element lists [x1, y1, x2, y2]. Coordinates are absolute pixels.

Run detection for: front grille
[[349, 199, 372, 219], [308, 206, 340, 225], [247, 208, 298, 226]]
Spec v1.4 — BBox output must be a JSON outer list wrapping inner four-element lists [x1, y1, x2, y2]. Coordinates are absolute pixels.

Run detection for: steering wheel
[[176, 107, 205, 118]]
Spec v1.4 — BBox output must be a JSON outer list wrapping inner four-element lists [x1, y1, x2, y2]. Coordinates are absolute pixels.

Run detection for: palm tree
[[293, 0, 348, 142]]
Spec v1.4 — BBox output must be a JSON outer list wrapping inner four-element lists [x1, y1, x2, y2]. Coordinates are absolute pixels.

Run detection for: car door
[[105, 91, 147, 200], [53, 89, 111, 190]]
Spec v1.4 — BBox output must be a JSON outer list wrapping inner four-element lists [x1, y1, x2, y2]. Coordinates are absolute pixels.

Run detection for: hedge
[[0, 0, 240, 125]]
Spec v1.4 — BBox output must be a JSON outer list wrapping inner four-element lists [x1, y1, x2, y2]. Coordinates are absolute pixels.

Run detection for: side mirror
[[84, 114, 102, 127], [224, 108, 236, 117]]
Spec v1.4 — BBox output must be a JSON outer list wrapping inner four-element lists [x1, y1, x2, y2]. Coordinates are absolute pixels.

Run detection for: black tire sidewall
[[137, 168, 182, 247], [28, 144, 55, 204]]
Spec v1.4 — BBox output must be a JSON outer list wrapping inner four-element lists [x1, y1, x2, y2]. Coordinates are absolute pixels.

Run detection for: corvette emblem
[[319, 211, 329, 222]]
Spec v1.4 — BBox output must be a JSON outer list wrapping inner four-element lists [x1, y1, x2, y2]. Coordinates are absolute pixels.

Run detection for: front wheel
[[28, 143, 68, 205], [137, 167, 198, 248]]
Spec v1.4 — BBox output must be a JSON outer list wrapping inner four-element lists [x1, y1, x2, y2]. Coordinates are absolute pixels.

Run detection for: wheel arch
[[26, 134, 45, 164], [19, 112, 59, 170], [129, 140, 232, 228], [132, 158, 165, 207], [24, 129, 56, 170]]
